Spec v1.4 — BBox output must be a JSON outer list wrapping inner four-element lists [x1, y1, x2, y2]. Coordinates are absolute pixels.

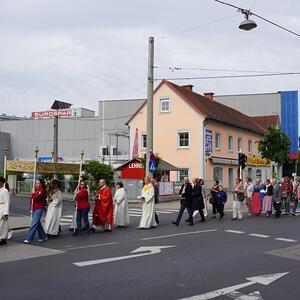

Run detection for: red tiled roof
[[252, 115, 280, 130], [126, 80, 266, 135]]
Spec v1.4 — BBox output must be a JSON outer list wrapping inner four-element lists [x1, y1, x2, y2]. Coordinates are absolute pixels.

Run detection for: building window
[[215, 133, 221, 150], [228, 135, 233, 152], [178, 169, 189, 182], [213, 167, 223, 184], [178, 131, 190, 148], [237, 138, 242, 152], [141, 134, 147, 149], [248, 140, 253, 153], [160, 98, 170, 113]]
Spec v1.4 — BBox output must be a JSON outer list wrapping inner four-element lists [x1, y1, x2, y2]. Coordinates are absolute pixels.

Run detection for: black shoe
[[90, 227, 96, 233], [171, 221, 179, 227], [199, 219, 206, 223], [232, 218, 237, 221], [211, 215, 216, 219], [187, 223, 194, 226], [0, 239, 7, 245], [72, 233, 79, 236], [219, 217, 223, 221]]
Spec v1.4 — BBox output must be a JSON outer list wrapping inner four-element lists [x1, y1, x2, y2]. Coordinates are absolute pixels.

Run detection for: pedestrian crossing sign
[[149, 161, 157, 173]]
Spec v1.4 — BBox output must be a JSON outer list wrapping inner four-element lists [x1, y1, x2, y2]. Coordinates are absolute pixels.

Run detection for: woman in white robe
[[44, 179, 63, 237], [138, 177, 157, 229], [0, 177, 10, 245], [114, 182, 130, 227]]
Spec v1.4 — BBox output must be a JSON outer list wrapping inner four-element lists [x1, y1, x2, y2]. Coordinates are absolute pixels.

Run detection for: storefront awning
[[210, 156, 239, 166]]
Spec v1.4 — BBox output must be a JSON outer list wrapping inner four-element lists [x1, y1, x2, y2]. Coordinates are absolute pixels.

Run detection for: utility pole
[[53, 113, 58, 162], [146, 36, 154, 177]]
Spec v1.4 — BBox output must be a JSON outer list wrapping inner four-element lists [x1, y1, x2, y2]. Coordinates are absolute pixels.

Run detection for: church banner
[[6, 160, 80, 174]]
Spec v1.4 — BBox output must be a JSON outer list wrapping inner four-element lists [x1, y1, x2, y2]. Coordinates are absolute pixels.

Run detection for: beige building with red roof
[[127, 80, 272, 189]]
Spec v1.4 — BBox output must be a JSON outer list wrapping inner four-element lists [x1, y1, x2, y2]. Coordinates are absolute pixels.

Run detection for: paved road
[[2, 198, 300, 300]]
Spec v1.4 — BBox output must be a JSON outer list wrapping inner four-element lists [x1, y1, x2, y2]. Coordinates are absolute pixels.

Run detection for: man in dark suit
[[172, 177, 194, 226], [272, 179, 282, 218]]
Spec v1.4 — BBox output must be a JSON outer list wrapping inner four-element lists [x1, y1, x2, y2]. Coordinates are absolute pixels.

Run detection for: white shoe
[[7, 231, 14, 240], [37, 238, 48, 242], [23, 240, 30, 244]]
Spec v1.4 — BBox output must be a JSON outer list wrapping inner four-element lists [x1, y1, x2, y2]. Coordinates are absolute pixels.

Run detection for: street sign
[[73, 245, 175, 267], [149, 160, 157, 173]]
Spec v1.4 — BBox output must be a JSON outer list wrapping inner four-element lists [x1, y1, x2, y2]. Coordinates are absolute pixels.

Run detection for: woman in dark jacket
[[192, 178, 205, 223], [210, 180, 219, 218]]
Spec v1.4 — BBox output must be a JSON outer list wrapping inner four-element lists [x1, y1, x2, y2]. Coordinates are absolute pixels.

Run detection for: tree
[[83, 160, 114, 192], [257, 125, 291, 173]]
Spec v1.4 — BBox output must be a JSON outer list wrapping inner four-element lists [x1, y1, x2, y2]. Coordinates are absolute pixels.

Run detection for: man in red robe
[[92, 179, 114, 231]]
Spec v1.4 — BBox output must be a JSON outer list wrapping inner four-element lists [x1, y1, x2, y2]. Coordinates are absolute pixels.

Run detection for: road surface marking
[[155, 210, 177, 214], [142, 229, 217, 241], [249, 233, 270, 238], [63, 242, 118, 251], [275, 238, 297, 243], [227, 290, 263, 299], [73, 245, 175, 267], [225, 230, 245, 234], [179, 272, 289, 300]]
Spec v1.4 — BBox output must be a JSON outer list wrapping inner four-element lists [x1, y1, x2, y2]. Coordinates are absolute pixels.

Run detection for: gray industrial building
[[0, 132, 10, 171], [0, 100, 143, 168]]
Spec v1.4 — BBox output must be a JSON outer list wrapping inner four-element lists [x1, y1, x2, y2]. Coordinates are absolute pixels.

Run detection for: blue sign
[[149, 161, 157, 173], [38, 157, 63, 162]]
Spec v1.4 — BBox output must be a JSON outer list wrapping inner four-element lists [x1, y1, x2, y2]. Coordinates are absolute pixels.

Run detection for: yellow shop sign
[[247, 155, 271, 167]]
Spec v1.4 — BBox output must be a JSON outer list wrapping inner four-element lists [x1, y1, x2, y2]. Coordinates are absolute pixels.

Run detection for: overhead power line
[[156, 66, 285, 74], [156, 72, 300, 81]]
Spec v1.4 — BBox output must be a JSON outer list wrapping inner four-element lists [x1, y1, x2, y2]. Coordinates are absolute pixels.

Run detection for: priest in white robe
[[44, 179, 63, 237], [114, 182, 130, 227], [0, 177, 10, 245], [138, 177, 157, 229]]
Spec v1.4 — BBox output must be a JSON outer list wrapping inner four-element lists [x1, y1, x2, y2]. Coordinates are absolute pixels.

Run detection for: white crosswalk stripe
[[59, 208, 176, 225]]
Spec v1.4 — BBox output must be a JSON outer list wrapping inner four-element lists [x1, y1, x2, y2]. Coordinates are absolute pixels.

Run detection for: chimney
[[182, 84, 193, 91], [203, 92, 214, 101]]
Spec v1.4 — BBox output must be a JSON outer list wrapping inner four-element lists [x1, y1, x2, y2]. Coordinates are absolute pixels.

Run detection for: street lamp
[[215, 0, 300, 37], [238, 10, 257, 31], [33, 146, 39, 189], [51, 100, 72, 162], [3, 146, 8, 179]]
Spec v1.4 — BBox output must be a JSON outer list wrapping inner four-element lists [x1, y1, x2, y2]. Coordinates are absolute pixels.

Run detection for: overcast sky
[[1, 0, 300, 117]]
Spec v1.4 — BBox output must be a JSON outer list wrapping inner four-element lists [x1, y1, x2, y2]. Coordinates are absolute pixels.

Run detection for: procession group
[[0, 174, 299, 245]]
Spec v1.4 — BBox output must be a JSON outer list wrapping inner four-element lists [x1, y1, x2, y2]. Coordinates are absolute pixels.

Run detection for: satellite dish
[[239, 18, 257, 31]]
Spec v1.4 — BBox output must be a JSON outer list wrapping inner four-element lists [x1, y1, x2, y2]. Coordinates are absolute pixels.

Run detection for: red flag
[[132, 128, 139, 158]]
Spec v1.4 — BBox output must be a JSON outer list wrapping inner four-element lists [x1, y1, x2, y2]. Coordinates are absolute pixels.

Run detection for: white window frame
[[177, 130, 190, 149], [248, 139, 253, 154], [159, 97, 171, 113], [215, 132, 221, 150], [141, 133, 147, 149], [177, 168, 189, 182], [228, 135, 233, 152], [237, 138, 243, 153]]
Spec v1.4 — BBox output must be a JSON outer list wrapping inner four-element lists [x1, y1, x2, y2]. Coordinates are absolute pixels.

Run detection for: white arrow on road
[[179, 272, 289, 300], [73, 245, 175, 267]]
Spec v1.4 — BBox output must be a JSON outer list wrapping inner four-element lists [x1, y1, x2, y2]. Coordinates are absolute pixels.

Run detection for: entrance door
[[228, 168, 233, 191]]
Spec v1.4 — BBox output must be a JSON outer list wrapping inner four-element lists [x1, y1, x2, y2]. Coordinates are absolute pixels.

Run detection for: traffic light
[[238, 153, 247, 169]]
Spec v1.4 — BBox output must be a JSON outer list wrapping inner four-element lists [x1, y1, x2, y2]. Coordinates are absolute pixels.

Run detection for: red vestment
[[92, 186, 114, 228], [251, 192, 261, 216]]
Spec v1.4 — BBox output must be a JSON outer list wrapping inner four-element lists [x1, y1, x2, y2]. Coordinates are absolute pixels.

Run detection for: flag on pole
[[132, 128, 139, 158]]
